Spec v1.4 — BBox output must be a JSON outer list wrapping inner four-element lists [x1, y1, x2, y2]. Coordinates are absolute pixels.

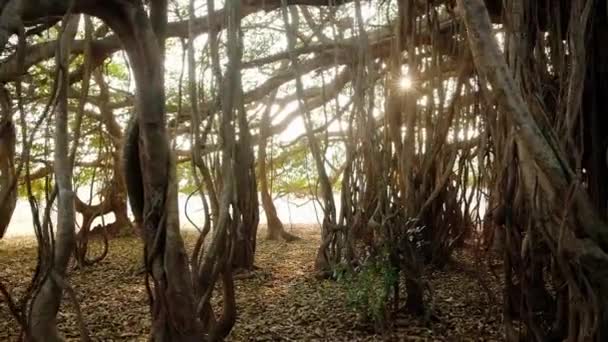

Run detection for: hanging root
[[123, 118, 144, 232], [0, 117, 16, 239]]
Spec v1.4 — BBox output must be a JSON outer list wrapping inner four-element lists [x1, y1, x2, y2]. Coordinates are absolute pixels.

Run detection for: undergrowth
[[337, 250, 398, 331]]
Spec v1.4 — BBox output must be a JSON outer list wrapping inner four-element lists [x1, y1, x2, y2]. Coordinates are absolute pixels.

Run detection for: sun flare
[[399, 76, 413, 90]]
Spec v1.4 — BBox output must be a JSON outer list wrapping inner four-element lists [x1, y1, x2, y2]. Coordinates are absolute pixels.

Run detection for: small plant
[[339, 250, 398, 331]]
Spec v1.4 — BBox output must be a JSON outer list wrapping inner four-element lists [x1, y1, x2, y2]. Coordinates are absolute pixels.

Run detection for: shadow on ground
[[0, 225, 502, 341]]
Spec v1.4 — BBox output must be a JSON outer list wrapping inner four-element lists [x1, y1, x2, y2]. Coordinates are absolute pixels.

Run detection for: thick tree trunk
[[0, 108, 16, 239], [232, 147, 259, 270], [232, 52, 259, 271], [97, 2, 200, 340], [582, 5, 608, 219]]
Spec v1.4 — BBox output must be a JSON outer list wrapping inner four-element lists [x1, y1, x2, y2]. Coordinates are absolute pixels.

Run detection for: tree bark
[[232, 5, 259, 271], [192, 0, 241, 336], [457, 0, 608, 247], [96, 2, 201, 340], [582, 5, 608, 219], [0, 87, 16, 239], [458, 0, 608, 338], [29, 15, 79, 342], [279, 0, 336, 273], [258, 91, 298, 242], [232, 124, 260, 270]]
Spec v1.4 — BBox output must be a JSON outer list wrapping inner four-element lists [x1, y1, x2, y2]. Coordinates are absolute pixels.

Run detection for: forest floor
[[1, 225, 503, 341]]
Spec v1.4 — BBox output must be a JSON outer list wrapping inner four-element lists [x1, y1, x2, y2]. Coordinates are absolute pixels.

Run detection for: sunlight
[[398, 75, 413, 91]]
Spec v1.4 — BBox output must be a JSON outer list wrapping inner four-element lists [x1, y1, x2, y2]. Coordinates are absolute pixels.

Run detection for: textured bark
[[122, 119, 144, 232], [582, 7, 608, 219], [458, 0, 608, 339], [459, 0, 608, 249], [29, 15, 79, 342], [97, 2, 200, 340], [231, 4, 259, 271], [0, 91, 16, 239], [232, 131, 260, 270]]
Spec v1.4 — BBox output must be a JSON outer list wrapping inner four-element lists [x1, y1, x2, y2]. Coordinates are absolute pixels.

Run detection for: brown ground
[[0, 225, 502, 341]]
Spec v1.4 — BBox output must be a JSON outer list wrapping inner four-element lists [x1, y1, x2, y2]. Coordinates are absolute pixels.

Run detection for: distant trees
[[258, 89, 299, 242]]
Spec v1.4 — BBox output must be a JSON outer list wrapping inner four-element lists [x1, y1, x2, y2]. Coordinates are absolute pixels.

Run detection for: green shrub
[[339, 252, 398, 330]]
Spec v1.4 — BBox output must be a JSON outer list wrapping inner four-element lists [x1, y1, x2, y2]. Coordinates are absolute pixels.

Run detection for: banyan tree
[[1, 0, 608, 340]]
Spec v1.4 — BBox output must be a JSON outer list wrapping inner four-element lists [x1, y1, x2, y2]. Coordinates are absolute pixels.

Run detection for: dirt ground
[[0, 225, 503, 341]]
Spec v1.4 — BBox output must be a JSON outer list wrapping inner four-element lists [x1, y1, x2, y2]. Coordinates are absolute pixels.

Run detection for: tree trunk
[[232, 57, 259, 271], [458, 0, 608, 338], [191, 0, 241, 336], [458, 0, 608, 246], [279, 3, 336, 273], [29, 15, 79, 342], [0, 92, 16, 239], [232, 155, 259, 270], [582, 6, 608, 219], [258, 90, 298, 242], [260, 143, 287, 241], [97, 2, 200, 340]]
